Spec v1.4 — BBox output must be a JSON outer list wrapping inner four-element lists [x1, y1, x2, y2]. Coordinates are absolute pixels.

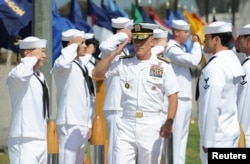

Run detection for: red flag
[[147, 6, 172, 34]]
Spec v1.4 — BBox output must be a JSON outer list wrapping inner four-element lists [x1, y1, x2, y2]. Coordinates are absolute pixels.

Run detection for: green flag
[[131, 3, 144, 23]]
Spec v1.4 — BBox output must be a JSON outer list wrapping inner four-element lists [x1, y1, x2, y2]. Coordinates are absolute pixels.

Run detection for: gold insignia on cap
[[132, 33, 153, 40], [125, 83, 130, 88], [134, 24, 142, 32]]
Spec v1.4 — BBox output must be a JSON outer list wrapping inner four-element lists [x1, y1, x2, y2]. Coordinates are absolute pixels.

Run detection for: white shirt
[[52, 44, 93, 127], [237, 57, 250, 133], [105, 54, 180, 112], [198, 50, 245, 147], [165, 39, 202, 99], [7, 57, 47, 139], [99, 32, 129, 111]]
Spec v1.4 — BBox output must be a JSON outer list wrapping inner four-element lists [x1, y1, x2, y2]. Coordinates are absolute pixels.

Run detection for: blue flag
[[52, 0, 75, 65], [138, 6, 154, 23], [0, 0, 32, 35], [107, 0, 129, 18], [0, 0, 32, 51], [165, 8, 176, 27], [87, 0, 113, 42], [70, 0, 93, 33], [87, 0, 112, 31], [101, 0, 121, 19]]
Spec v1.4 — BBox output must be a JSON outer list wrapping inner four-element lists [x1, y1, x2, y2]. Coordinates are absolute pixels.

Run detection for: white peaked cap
[[205, 21, 232, 34], [111, 17, 133, 28], [19, 36, 47, 49], [85, 33, 94, 39], [238, 24, 250, 35], [172, 20, 190, 31], [62, 29, 85, 41], [153, 29, 168, 38]]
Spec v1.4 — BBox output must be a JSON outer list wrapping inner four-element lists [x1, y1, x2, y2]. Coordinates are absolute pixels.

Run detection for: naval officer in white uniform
[[93, 23, 180, 164], [164, 20, 202, 164], [236, 24, 250, 147], [99, 17, 133, 164], [7, 36, 48, 164], [198, 21, 245, 164]]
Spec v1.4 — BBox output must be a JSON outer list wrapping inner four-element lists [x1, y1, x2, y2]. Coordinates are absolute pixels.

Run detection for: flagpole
[[33, 1, 58, 164], [205, 0, 209, 23], [231, 0, 236, 25], [174, 0, 178, 15]]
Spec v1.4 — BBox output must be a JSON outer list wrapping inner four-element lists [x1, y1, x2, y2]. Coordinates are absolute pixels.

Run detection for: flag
[[70, 0, 93, 33], [147, 5, 172, 34], [0, 0, 32, 52], [191, 12, 206, 26], [176, 8, 187, 22], [101, 0, 121, 18], [0, 0, 32, 35], [52, 0, 75, 64], [138, 6, 154, 23], [131, 3, 144, 23], [107, 0, 129, 18], [165, 7, 176, 27], [87, 0, 113, 42]]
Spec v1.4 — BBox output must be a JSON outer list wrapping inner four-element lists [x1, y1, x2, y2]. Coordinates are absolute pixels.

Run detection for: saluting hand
[[68, 36, 84, 47]]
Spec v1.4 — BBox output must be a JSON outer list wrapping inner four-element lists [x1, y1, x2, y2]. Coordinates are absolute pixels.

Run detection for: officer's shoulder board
[[157, 55, 171, 64], [119, 55, 134, 59]]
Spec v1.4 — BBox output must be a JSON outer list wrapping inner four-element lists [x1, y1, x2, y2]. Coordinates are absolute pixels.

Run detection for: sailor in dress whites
[[164, 20, 202, 164], [198, 21, 245, 164], [236, 24, 250, 147], [52, 29, 95, 164], [98, 17, 133, 164], [7, 36, 48, 164], [93, 23, 180, 164]]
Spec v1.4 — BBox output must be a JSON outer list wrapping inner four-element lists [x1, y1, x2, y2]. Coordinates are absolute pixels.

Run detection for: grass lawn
[[0, 121, 201, 164]]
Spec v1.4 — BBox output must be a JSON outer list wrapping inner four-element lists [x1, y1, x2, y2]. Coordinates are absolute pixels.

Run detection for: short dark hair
[[211, 32, 232, 47]]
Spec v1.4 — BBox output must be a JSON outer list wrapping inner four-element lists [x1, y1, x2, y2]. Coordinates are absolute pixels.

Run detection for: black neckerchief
[[73, 61, 95, 96], [195, 56, 217, 101], [242, 58, 250, 66], [33, 73, 49, 119]]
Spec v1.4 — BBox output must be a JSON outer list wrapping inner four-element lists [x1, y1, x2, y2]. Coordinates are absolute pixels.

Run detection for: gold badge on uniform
[[152, 86, 156, 90], [125, 83, 130, 88]]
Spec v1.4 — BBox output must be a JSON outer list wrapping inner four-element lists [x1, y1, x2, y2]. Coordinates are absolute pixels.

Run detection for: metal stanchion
[[90, 80, 108, 164], [47, 119, 59, 164], [164, 133, 173, 164]]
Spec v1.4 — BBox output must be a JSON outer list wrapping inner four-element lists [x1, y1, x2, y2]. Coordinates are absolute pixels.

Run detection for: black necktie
[[34, 73, 49, 119], [195, 56, 217, 101], [73, 61, 95, 96]]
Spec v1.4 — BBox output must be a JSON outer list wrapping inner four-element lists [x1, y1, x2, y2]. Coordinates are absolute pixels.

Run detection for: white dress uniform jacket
[[7, 56, 47, 139], [52, 43, 93, 127], [165, 39, 202, 99], [199, 50, 244, 148], [99, 32, 129, 111], [106, 54, 180, 115], [237, 57, 250, 146]]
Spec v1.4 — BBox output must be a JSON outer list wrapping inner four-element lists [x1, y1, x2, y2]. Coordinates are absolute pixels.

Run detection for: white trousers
[[173, 98, 192, 164], [104, 110, 122, 164], [115, 113, 163, 164], [200, 136, 239, 164], [245, 126, 250, 147], [8, 137, 47, 164], [57, 124, 88, 164]]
